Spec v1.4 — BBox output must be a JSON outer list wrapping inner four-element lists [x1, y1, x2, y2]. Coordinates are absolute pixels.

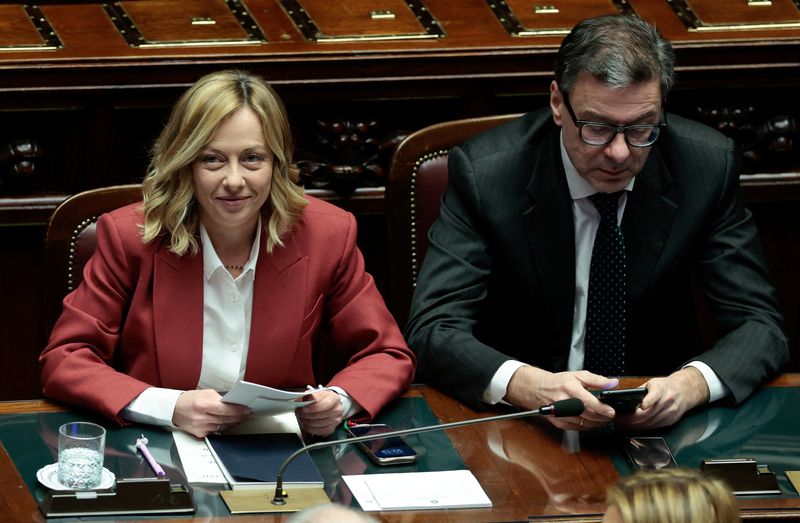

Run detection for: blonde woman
[[41, 70, 415, 438], [604, 468, 740, 523]]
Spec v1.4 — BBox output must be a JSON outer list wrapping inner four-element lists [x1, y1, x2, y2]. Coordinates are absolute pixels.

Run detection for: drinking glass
[[57, 421, 106, 489]]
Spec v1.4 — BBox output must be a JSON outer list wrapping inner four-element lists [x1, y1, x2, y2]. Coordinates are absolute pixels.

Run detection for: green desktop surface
[[0, 396, 465, 520], [606, 386, 800, 496]]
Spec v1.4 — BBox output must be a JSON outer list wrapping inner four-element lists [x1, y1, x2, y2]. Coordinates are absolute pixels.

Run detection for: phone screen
[[346, 424, 417, 464], [624, 437, 678, 472]]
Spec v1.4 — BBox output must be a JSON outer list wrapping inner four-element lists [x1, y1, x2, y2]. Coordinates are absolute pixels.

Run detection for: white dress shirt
[[483, 132, 729, 404], [122, 220, 357, 426]]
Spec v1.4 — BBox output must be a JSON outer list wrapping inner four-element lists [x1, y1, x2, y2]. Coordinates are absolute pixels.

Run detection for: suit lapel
[[523, 131, 576, 367], [622, 148, 677, 305], [153, 243, 204, 390], [244, 229, 306, 386]]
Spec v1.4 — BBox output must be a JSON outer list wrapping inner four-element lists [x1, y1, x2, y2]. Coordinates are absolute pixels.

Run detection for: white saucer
[[37, 463, 116, 491]]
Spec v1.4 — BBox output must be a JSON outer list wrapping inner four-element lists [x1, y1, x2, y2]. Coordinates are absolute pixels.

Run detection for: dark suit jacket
[[406, 109, 788, 406], [41, 196, 415, 425]]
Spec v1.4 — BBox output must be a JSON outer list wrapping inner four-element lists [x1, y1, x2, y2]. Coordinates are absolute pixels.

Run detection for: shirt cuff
[[327, 386, 361, 419], [685, 361, 729, 403], [483, 360, 527, 404], [120, 387, 184, 427]]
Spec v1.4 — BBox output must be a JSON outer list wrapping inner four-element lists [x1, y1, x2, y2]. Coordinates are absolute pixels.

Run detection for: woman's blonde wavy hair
[[605, 468, 740, 523], [141, 69, 307, 255]]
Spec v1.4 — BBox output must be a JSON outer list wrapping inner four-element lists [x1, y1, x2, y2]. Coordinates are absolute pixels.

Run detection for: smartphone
[[624, 437, 678, 472], [598, 387, 647, 414], [345, 423, 417, 466]]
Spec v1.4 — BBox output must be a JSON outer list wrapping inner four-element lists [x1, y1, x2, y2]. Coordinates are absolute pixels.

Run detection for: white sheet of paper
[[223, 411, 302, 437], [172, 430, 227, 484], [172, 412, 302, 483], [342, 470, 492, 511], [222, 381, 331, 414]]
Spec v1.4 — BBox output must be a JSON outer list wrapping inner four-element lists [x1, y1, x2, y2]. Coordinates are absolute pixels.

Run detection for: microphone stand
[[271, 397, 583, 506]]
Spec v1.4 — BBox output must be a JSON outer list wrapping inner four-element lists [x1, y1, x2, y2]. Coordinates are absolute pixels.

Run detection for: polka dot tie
[[584, 191, 627, 377]]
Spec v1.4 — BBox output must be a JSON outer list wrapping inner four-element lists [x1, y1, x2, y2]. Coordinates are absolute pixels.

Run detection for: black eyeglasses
[[562, 91, 667, 148]]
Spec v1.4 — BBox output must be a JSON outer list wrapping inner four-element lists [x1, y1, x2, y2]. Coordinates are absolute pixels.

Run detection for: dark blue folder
[[206, 433, 323, 488]]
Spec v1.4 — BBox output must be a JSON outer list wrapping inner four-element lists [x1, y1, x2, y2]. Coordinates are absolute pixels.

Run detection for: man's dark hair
[[555, 14, 675, 97]]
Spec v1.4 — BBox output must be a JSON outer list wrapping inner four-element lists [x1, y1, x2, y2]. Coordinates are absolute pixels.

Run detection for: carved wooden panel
[[280, 0, 444, 42], [0, 5, 61, 50], [0, 140, 41, 195], [297, 119, 404, 194], [668, 0, 800, 31], [488, 0, 633, 36], [104, 0, 266, 47]]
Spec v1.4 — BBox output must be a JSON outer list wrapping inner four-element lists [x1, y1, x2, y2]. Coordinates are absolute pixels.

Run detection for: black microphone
[[271, 397, 584, 506], [539, 397, 583, 417]]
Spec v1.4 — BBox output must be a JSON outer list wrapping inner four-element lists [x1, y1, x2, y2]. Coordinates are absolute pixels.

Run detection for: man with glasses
[[406, 14, 787, 430]]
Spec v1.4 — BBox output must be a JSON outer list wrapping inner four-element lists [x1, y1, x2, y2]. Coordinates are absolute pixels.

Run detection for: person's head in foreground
[[603, 468, 740, 523], [288, 503, 378, 523]]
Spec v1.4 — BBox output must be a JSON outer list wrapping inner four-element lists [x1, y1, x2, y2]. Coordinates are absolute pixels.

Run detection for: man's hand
[[296, 390, 344, 437], [619, 367, 710, 429], [172, 389, 252, 438], [504, 365, 618, 430]]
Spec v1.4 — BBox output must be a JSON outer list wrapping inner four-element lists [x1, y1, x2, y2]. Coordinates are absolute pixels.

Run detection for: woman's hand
[[172, 389, 252, 438], [295, 390, 344, 437]]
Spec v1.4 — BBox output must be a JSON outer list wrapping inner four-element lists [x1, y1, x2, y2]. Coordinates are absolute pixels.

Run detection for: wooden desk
[[2, 378, 800, 522]]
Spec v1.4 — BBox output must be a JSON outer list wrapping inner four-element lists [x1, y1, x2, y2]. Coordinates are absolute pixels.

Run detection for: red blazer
[[40, 197, 415, 425]]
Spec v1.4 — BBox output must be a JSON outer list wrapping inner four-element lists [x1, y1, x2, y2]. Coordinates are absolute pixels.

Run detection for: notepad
[[343, 470, 492, 511]]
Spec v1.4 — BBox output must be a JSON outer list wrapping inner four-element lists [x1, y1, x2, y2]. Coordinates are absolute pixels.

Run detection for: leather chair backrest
[[386, 114, 521, 328], [44, 184, 143, 332]]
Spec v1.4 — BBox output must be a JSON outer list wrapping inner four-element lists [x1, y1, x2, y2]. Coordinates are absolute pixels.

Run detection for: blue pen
[[135, 435, 166, 478]]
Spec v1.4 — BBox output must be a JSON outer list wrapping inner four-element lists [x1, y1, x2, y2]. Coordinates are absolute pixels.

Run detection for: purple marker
[[135, 435, 166, 478]]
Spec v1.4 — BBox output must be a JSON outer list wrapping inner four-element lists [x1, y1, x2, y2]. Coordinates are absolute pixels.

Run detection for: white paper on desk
[[342, 470, 492, 511], [224, 410, 302, 437], [222, 381, 330, 414], [172, 412, 302, 483], [172, 430, 227, 484]]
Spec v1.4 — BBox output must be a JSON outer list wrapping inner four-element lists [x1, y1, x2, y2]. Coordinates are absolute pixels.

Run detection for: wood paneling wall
[[0, 0, 798, 399]]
